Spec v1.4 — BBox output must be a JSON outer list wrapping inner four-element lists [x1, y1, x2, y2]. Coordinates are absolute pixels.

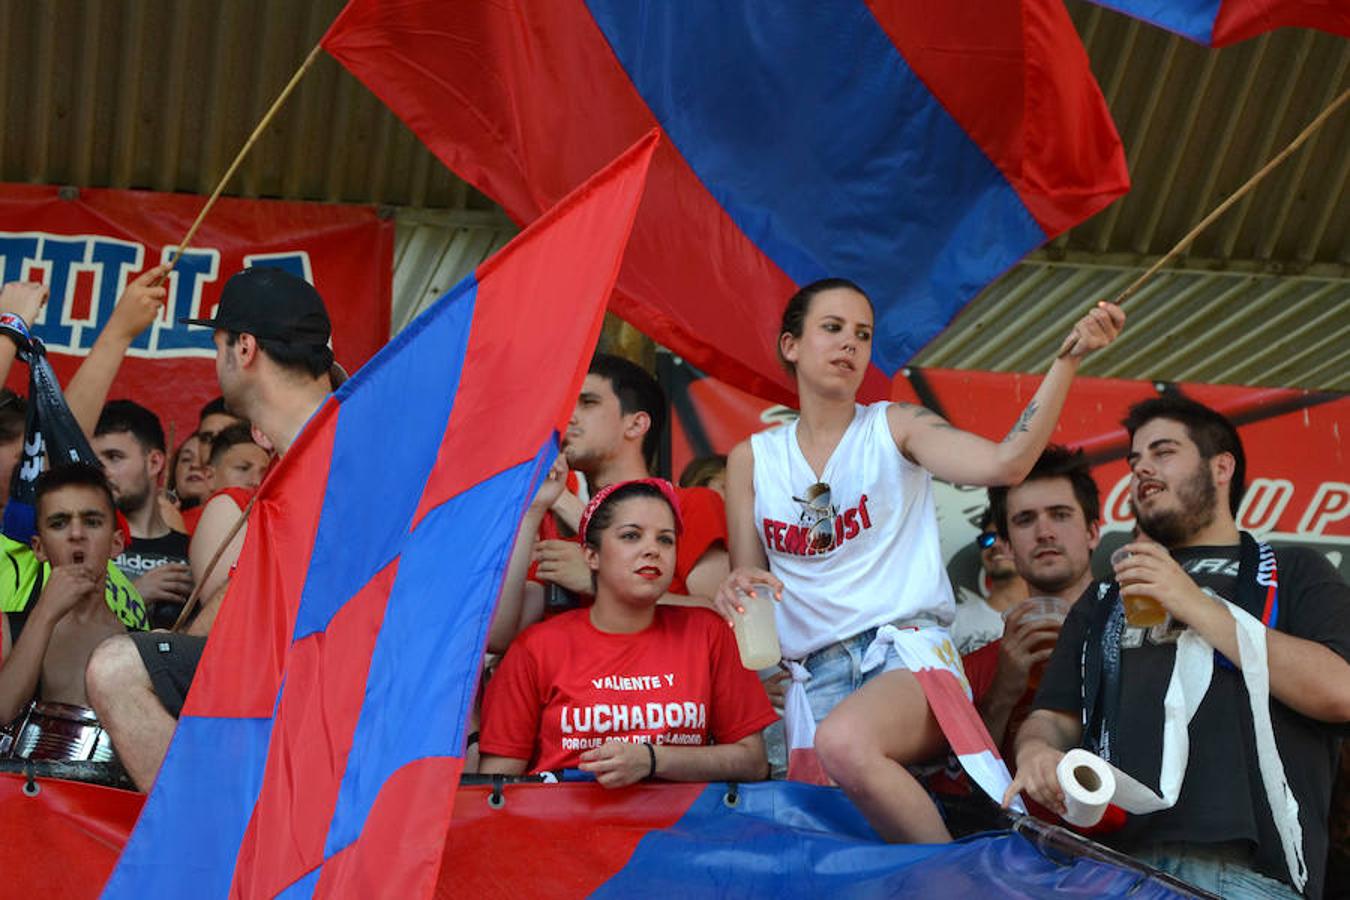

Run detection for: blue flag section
[[104, 134, 657, 899], [441, 781, 1207, 898]]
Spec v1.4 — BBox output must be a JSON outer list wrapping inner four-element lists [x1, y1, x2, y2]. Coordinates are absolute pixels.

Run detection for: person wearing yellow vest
[[0, 464, 146, 725]]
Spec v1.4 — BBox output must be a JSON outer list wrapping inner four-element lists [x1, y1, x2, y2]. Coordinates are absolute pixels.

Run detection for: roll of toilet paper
[[1056, 748, 1117, 828]]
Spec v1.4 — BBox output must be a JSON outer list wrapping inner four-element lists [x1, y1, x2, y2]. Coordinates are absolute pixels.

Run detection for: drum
[[2, 701, 115, 763]]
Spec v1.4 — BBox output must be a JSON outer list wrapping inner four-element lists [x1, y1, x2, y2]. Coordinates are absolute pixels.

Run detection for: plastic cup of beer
[[1005, 595, 1069, 625], [1110, 547, 1168, 628], [1007, 596, 1068, 689], [733, 584, 782, 670]]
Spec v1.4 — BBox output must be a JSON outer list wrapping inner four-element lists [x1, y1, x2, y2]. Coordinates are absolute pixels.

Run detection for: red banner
[[669, 364, 1350, 595], [0, 184, 393, 441]]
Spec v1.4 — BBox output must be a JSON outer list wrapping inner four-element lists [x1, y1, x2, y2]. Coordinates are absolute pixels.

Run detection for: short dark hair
[[199, 396, 231, 422], [989, 444, 1100, 539], [35, 462, 116, 518], [95, 399, 166, 453], [582, 481, 678, 548], [0, 389, 26, 444], [208, 422, 260, 466], [678, 454, 727, 489], [588, 354, 666, 467], [778, 277, 873, 376], [225, 331, 334, 380], [1122, 395, 1246, 515]]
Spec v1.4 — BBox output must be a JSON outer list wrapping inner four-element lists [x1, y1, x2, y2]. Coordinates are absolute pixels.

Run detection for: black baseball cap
[[180, 267, 331, 346]]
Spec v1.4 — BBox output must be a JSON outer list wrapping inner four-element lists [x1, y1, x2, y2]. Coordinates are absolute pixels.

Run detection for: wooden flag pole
[[158, 40, 325, 283], [160, 42, 323, 630], [1110, 85, 1350, 306]]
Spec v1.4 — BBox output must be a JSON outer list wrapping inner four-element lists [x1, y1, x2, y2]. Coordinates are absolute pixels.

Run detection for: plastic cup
[[1005, 595, 1069, 625], [1007, 596, 1068, 690], [1110, 547, 1168, 628], [733, 584, 782, 670]]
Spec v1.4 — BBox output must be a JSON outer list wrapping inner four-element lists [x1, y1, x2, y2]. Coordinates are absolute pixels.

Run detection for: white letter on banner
[[1298, 483, 1350, 536]]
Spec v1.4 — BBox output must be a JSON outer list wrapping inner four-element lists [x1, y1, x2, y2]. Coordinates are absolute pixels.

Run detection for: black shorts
[[131, 632, 206, 719]]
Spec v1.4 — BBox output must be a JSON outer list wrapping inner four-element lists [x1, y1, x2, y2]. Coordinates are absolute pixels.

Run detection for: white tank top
[[751, 402, 955, 658]]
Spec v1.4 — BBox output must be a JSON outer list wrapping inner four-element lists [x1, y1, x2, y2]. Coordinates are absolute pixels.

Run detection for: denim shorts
[[1132, 843, 1300, 899], [797, 624, 913, 727]]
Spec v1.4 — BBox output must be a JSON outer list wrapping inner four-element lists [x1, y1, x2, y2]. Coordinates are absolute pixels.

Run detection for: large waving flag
[[1083, 1, 1349, 46], [323, 1, 1128, 404], [103, 134, 657, 899]]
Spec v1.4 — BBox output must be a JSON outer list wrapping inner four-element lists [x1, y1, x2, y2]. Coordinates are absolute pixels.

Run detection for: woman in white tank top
[[714, 278, 1123, 844]]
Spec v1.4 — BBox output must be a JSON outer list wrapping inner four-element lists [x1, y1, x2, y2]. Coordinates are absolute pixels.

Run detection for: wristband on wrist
[[0, 312, 31, 347], [645, 742, 657, 779]]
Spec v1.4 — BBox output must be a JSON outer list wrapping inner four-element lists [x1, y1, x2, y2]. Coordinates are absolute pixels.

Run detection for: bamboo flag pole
[[158, 41, 325, 282], [162, 43, 322, 629], [1110, 85, 1350, 306], [1057, 84, 1348, 359]]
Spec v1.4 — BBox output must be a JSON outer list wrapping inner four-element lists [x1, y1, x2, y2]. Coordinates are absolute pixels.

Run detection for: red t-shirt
[[479, 605, 777, 772], [527, 484, 727, 598], [180, 486, 254, 537], [669, 486, 726, 595], [181, 504, 204, 537]]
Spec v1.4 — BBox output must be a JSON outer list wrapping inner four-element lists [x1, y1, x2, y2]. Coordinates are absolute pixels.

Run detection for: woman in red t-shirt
[[478, 477, 776, 787]]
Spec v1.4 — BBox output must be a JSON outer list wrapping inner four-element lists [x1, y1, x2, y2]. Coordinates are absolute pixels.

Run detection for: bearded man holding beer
[[1005, 395, 1350, 899]]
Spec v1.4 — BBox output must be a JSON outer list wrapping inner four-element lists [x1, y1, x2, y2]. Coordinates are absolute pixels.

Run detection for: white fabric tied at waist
[[859, 624, 971, 695], [782, 659, 816, 772], [1096, 599, 1306, 892]]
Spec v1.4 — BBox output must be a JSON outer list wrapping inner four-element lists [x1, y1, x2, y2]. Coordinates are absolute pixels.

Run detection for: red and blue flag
[[437, 781, 1203, 898], [322, 1, 1129, 404], [1083, 0, 1349, 46], [102, 134, 658, 899]]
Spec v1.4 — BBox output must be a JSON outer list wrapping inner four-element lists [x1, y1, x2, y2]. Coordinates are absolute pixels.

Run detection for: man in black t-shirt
[[93, 401, 193, 628], [1006, 396, 1350, 899]]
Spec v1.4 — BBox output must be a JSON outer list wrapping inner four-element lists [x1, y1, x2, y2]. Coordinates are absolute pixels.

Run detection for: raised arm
[[65, 266, 169, 437], [0, 282, 49, 385], [890, 302, 1124, 487], [487, 456, 567, 653]]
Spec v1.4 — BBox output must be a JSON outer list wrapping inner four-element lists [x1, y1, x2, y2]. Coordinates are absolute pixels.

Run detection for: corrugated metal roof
[[913, 259, 1350, 390], [392, 211, 515, 334], [0, 0, 1345, 389]]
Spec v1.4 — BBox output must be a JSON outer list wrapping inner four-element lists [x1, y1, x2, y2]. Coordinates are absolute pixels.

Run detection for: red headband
[[577, 478, 684, 543]]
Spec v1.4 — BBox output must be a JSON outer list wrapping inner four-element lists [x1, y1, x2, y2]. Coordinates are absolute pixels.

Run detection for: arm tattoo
[[1001, 400, 1039, 443], [909, 403, 956, 430]]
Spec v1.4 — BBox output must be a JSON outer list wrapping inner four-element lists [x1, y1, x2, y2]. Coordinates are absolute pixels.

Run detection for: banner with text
[[0, 184, 394, 442]]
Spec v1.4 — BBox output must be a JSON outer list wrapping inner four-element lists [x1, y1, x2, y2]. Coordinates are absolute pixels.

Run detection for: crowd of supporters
[[0, 267, 1344, 899]]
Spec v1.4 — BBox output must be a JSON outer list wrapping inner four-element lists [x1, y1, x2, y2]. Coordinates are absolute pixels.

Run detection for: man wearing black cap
[[85, 267, 336, 790]]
